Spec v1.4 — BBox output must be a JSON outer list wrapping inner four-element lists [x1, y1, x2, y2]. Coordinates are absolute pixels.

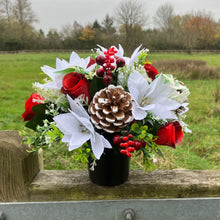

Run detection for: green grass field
[[0, 51, 219, 170]]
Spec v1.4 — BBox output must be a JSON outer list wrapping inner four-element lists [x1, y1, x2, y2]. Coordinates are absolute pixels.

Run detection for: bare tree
[[154, 3, 174, 31], [0, 0, 12, 26], [12, 0, 37, 40], [114, 0, 147, 53]]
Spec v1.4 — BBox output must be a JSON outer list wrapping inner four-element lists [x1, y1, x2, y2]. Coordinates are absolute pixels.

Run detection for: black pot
[[88, 148, 130, 186]]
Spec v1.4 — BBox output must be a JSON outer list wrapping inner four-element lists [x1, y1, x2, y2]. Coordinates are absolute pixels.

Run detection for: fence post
[[0, 130, 43, 202]]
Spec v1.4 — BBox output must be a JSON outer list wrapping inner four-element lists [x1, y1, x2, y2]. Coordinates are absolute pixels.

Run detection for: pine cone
[[89, 85, 133, 133]]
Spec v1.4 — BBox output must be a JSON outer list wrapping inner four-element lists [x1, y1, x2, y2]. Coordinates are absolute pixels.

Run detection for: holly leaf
[[89, 76, 105, 100], [25, 104, 53, 131]]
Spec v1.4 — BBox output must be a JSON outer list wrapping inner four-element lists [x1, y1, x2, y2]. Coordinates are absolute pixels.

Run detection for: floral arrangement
[[21, 45, 190, 170]]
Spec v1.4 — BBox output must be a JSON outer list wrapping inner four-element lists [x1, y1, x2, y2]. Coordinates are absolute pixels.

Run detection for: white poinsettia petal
[[67, 96, 90, 119], [68, 132, 92, 151], [41, 65, 56, 80], [131, 102, 147, 120], [35, 81, 59, 90], [69, 51, 80, 64], [117, 44, 124, 57], [97, 44, 107, 52], [86, 63, 96, 72], [91, 132, 112, 159], [53, 113, 79, 135], [56, 58, 66, 70], [129, 45, 142, 65], [62, 134, 71, 143], [54, 73, 65, 89], [128, 71, 149, 103]]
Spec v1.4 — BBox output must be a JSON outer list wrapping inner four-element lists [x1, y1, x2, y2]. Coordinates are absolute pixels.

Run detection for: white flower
[[97, 44, 148, 66], [53, 96, 111, 159], [36, 52, 96, 90], [127, 71, 181, 121]]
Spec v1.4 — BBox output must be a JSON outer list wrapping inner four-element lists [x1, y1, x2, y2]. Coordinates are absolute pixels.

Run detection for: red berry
[[134, 140, 142, 150], [113, 134, 121, 145], [107, 70, 112, 75], [96, 68, 105, 77], [128, 147, 135, 152], [128, 134, 133, 139], [116, 58, 125, 67], [103, 75, 113, 84], [122, 136, 128, 142], [96, 55, 105, 65], [128, 140, 134, 146], [123, 143, 128, 148], [141, 139, 146, 147], [120, 149, 127, 155]]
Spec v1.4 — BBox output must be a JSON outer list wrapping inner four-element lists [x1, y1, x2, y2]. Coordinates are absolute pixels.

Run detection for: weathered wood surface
[[0, 130, 43, 202], [1, 130, 220, 202], [30, 169, 220, 201]]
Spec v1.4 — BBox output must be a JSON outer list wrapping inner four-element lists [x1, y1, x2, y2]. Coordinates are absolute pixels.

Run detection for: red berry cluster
[[95, 47, 125, 85], [120, 134, 135, 158], [113, 134, 146, 158]]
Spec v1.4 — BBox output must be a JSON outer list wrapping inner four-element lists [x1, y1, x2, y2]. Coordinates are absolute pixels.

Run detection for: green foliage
[[89, 76, 106, 100], [25, 103, 53, 131]]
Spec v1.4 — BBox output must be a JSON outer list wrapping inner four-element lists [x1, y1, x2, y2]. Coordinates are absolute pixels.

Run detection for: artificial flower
[[144, 63, 159, 80], [22, 93, 44, 121], [53, 96, 112, 159], [127, 71, 181, 121], [61, 72, 90, 103], [36, 52, 96, 91], [155, 121, 183, 148]]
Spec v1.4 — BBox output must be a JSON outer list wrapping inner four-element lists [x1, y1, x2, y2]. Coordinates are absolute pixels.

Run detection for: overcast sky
[[30, 0, 220, 33]]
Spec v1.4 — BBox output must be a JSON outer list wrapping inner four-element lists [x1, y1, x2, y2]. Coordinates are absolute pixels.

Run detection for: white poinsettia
[[127, 71, 181, 121], [53, 96, 111, 159], [36, 52, 96, 90], [97, 44, 147, 66]]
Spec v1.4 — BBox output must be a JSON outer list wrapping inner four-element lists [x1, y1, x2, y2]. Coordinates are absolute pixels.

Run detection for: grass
[[0, 52, 219, 170]]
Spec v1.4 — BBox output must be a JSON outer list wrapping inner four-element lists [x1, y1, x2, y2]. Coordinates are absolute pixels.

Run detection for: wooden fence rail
[[0, 130, 220, 202]]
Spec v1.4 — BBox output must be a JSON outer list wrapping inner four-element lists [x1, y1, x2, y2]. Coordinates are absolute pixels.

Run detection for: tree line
[[1, 0, 220, 53]]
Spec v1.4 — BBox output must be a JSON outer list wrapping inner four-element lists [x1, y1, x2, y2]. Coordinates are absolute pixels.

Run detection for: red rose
[[155, 121, 183, 148], [61, 72, 90, 103], [87, 58, 96, 68], [22, 93, 44, 121], [144, 63, 159, 80]]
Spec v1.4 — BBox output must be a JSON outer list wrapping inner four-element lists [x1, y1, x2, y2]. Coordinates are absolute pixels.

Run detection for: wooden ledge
[[29, 170, 220, 201]]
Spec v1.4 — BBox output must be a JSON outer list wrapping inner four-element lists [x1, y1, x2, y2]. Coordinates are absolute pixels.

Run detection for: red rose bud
[[87, 58, 96, 68], [95, 55, 105, 65], [144, 63, 159, 80], [61, 72, 90, 103], [155, 121, 183, 148], [22, 93, 44, 121], [116, 58, 125, 67]]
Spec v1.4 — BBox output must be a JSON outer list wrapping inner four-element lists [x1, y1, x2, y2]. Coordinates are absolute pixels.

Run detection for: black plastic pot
[[88, 148, 130, 186]]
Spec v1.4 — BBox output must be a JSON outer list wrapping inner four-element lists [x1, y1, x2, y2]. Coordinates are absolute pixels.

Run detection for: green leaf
[[54, 67, 88, 75], [25, 104, 53, 131], [89, 76, 105, 100], [156, 148, 165, 159], [54, 68, 75, 74]]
